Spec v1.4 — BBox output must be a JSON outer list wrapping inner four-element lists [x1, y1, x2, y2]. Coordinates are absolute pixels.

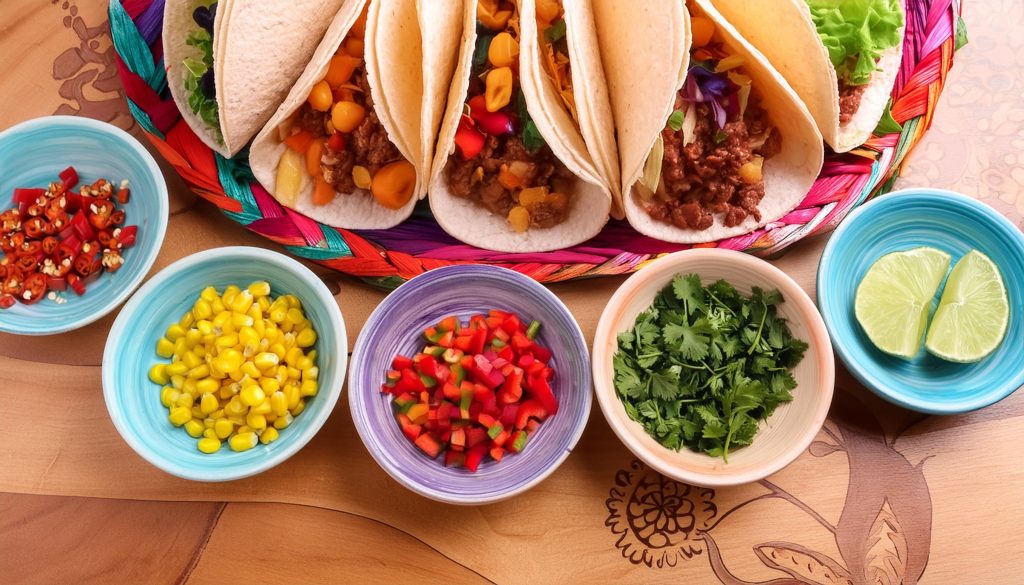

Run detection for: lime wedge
[[925, 250, 1009, 362], [854, 247, 951, 359]]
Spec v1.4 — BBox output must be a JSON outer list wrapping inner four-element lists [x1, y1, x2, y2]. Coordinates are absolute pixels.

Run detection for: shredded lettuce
[[185, 18, 220, 139], [807, 0, 904, 86]]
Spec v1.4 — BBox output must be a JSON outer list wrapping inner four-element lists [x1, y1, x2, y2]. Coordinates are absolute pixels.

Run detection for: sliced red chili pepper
[[101, 249, 125, 273], [0, 236, 13, 254], [87, 200, 115, 230], [12, 188, 46, 206], [46, 276, 67, 291], [44, 196, 67, 220], [96, 229, 113, 247], [110, 209, 126, 226], [116, 182, 130, 204], [90, 179, 113, 199], [21, 217, 45, 239], [8, 232, 24, 251], [71, 210, 95, 240], [18, 240, 41, 258], [0, 294, 15, 309], [0, 209, 21, 232], [25, 203, 45, 217], [21, 273, 47, 305], [14, 255, 37, 273], [40, 237, 59, 255], [117, 226, 138, 247], [67, 273, 86, 296], [73, 253, 96, 277], [2, 272, 24, 296], [59, 166, 79, 191]]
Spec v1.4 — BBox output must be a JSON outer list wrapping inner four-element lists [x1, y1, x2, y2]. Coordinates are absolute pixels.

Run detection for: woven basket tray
[[109, 0, 964, 288]]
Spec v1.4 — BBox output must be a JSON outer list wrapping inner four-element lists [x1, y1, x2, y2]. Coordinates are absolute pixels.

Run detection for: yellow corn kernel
[[254, 352, 280, 370], [265, 412, 278, 423], [211, 297, 226, 315], [284, 308, 303, 326], [251, 398, 272, 415], [215, 348, 244, 374], [269, 304, 287, 324], [184, 328, 202, 348], [191, 405, 205, 419], [284, 295, 301, 309], [210, 408, 225, 420], [218, 386, 235, 400], [248, 281, 271, 297], [204, 418, 216, 428], [246, 412, 267, 430], [175, 392, 195, 409], [230, 290, 254, 314], [259, 427, 280, 445], [192, 344, 207, 358], [237, 425, 252, 435], [273, 412, 294, 430], [303, 366, 319, 382], [188, 364, 211, 380], [488, 31, 519, 68], [196, 319, 214, 335], [224, 397, 247, 417], [182, 350, 202, 370], [212, 310, 231, 331], [214, 333, 239, 350], [182, 378, 198, 394], [195, 377, 218, 394], [282, 332, 297, 350], [285, 347, 303, 367], [155, 337, 175, 358], [173, 338, 188, 359], [229, 433, 257, 452], [240, 385, 266, 407], [239, 326, 260, 351], [276, 365, 291, 383], [296, 328, 317, 348], [193, 299, 213, 320], [200, 393, 219, 414], [247, 303, 263, 322], [485, 67, 513, 112], [296, 356, 313, 371], [299, 379, 318, 397], [214, 419, 233, 439], [222, 285, 240, 304], [169, 407, 192, 426], [198, 437, 222, 454], [227, 415, 246, 427], [160, 386, 180, 408], [307, 349, 317, 362], [184, 419, 204, 438], [200, 286, 218, 302], [257, 296, 271, 312], [231, 313, 254, 328], [281, 384, 299, 409], [270, 391, 289, 417], [179, 311, 195, 329], [203, 428, 217, 440], [290, 400, 306, 416], [241, 361, 261, 378], [264, 327, 279, 342], [253, 318, 267, 338], [259, 377, 281, 394], [165, 323, 186, 342], [269, 343, 287, 360], [170, 374, 186, 390], [165, 361, 188, 377]]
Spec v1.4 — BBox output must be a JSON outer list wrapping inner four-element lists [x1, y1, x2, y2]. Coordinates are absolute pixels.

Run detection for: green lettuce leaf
[[807, 0, 904, 86]]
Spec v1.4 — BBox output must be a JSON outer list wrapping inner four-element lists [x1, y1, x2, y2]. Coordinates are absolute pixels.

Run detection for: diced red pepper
[[530, 344, 552, 362], [464, 444, 488, 472], [438, 315, 458, 332], [444, 451, 466, 467], [516, 399, 548, 430], [526, 371, 558, 415], [414, 433, 443, 458], [392, 355, 413, 371], [454, 115, 486, 159], [417, 354, 439, 378], [327, 132, 346, 151], [489, 446, 505, 461]]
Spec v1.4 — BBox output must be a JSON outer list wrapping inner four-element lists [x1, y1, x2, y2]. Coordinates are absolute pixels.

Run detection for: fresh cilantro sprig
[[613, 274, 808, 462]]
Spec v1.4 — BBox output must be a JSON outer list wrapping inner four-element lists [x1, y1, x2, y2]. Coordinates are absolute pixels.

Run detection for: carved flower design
[[605, 460, 717, 568]]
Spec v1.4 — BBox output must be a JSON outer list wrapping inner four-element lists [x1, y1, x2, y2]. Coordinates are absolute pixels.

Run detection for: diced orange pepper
[[325, 55, 361, 87], [342, 38, 364, 59], [478, 0, 512, 31], [351, 5, 368, 38], [283, 130, 315, 153], [690, 16, 716, 48], [312, 177, 335, 206], [306, 139, 324, 176], [497, 164, 523, 190]]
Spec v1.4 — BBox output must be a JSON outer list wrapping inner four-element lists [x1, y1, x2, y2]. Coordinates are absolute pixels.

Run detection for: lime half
[[925, 250, 1009, 363], [855, 247, 951, 359]]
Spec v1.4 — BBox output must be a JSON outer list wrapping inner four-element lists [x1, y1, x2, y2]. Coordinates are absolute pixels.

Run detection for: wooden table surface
[[1, 1, 1021, 584]]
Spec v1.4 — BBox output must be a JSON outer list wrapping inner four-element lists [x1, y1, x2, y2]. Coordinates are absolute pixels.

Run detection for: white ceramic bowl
[[592, 249, 835, 486]]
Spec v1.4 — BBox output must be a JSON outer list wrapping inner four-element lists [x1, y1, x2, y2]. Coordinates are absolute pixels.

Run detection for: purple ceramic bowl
[[349, 265, 591, 504]]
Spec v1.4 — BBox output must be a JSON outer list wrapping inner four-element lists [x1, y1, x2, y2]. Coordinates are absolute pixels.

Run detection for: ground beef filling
[[838, 79, 868, 125], [444, 134, 574, 229], [645, 101, 782, 231], [294, 70, 403, 194]]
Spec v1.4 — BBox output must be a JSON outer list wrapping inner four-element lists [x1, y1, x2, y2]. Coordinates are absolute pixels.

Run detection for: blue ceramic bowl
[[349, 265, 591, 504], [102, 247, 347, 481], [818, 189, 1024, 414], [0, 116, 168, 335]]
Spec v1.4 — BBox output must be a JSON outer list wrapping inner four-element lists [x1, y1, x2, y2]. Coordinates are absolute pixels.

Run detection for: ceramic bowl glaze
[[349, 265, 591, 504], [818, 189, 1024, 414], [593, 249, 835, 487], [103, 247, 347, 481], [0, 116, 168, 335]]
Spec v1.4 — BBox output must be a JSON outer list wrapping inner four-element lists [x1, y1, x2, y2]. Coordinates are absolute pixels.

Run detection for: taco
[[592, 0, 823, 243], [428, 0, 612, 253], [163, 0, 346, 158], [250, 0, 462, 229], [709, 0, 906, 153]]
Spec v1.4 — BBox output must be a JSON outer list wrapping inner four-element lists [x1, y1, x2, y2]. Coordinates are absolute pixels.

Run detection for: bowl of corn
[[102, 246, 346, 481]]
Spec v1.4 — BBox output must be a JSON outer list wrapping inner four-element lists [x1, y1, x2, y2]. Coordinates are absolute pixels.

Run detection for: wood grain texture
[[1, 0, 1022, 583]]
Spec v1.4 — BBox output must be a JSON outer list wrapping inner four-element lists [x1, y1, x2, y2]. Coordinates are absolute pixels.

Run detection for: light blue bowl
[[0, 116, 168, 335], [818, 189, 1024, 414], [102, 247, 347, 481]]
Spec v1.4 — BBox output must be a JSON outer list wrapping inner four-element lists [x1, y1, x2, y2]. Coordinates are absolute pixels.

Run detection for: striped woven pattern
[[109, 0, 964, 287]]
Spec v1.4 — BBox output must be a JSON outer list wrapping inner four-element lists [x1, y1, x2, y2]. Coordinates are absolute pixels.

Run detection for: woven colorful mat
[[109, 0, 965, 288]]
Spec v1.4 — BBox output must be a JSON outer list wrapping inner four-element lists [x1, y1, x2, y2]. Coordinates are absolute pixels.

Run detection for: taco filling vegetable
[[275, 5, 417, 211], [807, 0, 904, 124], [444, 1, 575, 234], [534, 0, 577, 126], [637, 15, 781, 231], [182, 0, 219, 141]]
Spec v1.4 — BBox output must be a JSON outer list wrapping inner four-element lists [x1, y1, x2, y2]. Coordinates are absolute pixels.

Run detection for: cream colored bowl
[[592, 249, 834, 486]]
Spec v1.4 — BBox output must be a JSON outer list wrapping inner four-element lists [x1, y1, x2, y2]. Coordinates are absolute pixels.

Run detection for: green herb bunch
[[613, 274, 808, 462]]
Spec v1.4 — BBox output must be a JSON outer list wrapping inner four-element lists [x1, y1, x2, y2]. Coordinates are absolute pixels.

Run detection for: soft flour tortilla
[[250, 0, 458, 229], [427, 0, 611, 253], [164, 0, 346, 158], [593, 0, 824, 244], [519, 0, 621, 217], [709, 0, 906, 153]]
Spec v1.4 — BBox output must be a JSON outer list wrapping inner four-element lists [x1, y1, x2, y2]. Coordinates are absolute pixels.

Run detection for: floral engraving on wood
[[605, 391, 933, 584], [50, 0, 134, 130]]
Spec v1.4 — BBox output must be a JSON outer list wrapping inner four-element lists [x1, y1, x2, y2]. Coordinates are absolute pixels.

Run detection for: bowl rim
[[593, 248, 835, 487], [818, 188, 1024, 414], [348, 264, 592, 504], [0, 115, 169, 335], [101, 245, 347, 481]]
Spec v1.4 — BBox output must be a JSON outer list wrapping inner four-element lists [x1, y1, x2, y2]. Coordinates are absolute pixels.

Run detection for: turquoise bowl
[[0, 116, 168, 335], [103, 247, 347, 481], [818, 189, 1024, 414]]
